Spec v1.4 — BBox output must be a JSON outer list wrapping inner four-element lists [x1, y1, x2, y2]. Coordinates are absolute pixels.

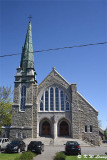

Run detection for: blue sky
[[0, 0, 107, 129]]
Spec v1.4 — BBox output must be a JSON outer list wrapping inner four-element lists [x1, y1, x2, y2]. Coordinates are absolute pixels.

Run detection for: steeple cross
[[28, 15, 32, 22]]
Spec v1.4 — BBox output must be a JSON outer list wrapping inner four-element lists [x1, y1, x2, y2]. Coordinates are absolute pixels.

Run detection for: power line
[[0, 41, 107, 58]]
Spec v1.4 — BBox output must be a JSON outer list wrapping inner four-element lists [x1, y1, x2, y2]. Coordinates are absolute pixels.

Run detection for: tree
[[0, 86, 12, 134], [104, 128, 107, 140]]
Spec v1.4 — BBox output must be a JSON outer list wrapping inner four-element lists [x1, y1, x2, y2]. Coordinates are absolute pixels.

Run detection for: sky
[[0, 0, 107, 130]]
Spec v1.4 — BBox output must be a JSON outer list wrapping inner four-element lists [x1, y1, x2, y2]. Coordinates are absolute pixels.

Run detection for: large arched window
[[39, 87, 70, 112], [20, 85, 26, 111]]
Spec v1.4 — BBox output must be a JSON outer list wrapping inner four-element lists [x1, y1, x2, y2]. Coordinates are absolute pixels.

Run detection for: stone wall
[[11, 106, 32, 127], [71, 84, 80, 139], [32, 84, 38, 138], [10, 82, 34, 139], [9, 128, 32, 139], [77, 92, 99, 145]]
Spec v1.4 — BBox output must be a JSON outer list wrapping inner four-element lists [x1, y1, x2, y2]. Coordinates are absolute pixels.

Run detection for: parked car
[[64, 141, 81, 155], [28, 141, 44, 154], [5, 139, 26, 153], [0, 138, 10, 152], [103, 140, 107, 143]]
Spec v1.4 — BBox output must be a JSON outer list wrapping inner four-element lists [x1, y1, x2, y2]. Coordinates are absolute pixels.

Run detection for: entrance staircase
[[23, 137, 91, 147]]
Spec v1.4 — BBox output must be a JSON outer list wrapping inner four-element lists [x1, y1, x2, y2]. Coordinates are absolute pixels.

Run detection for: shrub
[[53, 152, 66, 160], [14, 151, 36, 160]]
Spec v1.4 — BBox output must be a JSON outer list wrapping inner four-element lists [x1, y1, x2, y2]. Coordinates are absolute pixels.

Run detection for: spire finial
[[28, 15, 32, 22], [53, 67, 56, 70]]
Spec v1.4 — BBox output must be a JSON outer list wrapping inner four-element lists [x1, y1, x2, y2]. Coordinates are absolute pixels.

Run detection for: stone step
[[23, 137, 91, 147]]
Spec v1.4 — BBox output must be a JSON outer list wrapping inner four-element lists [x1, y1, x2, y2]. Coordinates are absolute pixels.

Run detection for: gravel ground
[[33, 145, 107, 160]]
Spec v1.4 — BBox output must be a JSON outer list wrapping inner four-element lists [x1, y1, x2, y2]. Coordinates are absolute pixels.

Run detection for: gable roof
[[77, 91, 98, 113], [39, 68, 70, 87]]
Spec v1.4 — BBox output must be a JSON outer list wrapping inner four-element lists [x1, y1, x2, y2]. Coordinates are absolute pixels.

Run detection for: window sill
[[38, 110, 70, 113], [19, 110, 25, 112]]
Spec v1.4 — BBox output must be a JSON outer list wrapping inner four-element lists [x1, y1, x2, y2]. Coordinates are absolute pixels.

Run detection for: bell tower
[[10, 21, 37, 139]]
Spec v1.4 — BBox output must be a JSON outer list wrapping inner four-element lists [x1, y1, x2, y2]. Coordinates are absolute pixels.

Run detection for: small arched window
[[20, 85, 26, 111]]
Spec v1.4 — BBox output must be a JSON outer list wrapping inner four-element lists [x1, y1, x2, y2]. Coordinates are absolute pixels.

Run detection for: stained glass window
[[40, 102, 43, 111], [20, 85, 26, 111], [39, 87, 70, 112], [50, 88, 54, 111], [61, 90, 64, 111], [55, 88, 59, 111], [45, 91, 48, 111], [41, 95, 43, 100], [66, 102, 70, 111]]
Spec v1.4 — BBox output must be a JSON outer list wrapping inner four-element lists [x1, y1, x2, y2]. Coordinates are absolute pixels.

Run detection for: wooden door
[[60, 121, 69, 136], [42, 121, 51, 136]]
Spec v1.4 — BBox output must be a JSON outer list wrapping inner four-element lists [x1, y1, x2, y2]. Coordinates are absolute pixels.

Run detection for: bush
[[53, 152, 66, 160], [14, 151, 36, 160]]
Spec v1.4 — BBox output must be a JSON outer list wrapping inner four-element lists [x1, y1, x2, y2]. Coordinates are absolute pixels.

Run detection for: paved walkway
[[33, 145, 107, 160], [33, 145, 64, 160]]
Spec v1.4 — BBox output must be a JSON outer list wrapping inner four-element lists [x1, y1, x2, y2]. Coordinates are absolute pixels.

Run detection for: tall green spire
[[20, 21, 34, 71]]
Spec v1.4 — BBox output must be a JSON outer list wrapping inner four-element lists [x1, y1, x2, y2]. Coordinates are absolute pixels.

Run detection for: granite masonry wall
[[77, 92, 99, 145], [10, 83, 33, 139]]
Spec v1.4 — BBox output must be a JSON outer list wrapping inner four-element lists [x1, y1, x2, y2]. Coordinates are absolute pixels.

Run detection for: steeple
[[15, 21, 36, 84], [20, 21, 34, 71]]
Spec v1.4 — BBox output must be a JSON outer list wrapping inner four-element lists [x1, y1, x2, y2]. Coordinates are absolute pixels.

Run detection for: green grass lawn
[[0, 153, 21, 160], [66, 155, 107, 160]]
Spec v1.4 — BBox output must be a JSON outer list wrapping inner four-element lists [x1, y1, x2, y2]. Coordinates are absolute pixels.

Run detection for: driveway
[[34, 145, 107, 160]]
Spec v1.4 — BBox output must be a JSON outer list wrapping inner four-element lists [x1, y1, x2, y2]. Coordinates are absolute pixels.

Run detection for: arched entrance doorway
[[42, 121, 51, 136], [59, 121, 69, 136]]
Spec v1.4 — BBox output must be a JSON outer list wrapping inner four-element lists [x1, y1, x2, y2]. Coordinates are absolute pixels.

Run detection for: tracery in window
[[39, 87, 70, 112], [40, 102, 43, 111], [20, 85, 26, 111], [41, 95, 43, 100], [66, 102, 70, 111]]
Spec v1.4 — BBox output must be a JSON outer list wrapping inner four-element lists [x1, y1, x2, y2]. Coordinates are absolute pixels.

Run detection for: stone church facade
[[9, 21, 99, 145]]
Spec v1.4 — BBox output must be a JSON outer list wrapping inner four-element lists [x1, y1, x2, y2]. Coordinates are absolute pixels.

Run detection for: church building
[[9, 21, 99, 145]]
